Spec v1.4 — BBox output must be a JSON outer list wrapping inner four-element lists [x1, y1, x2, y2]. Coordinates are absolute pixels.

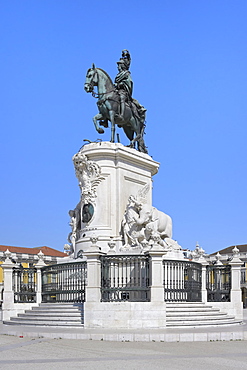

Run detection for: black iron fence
[[9, 257, 235, 305], [13, 266, 37, 303], [100, 255, 150, 302], [163, 260, 202, 302], [41, 261, 87, 303], [206, 265, 231, 302]]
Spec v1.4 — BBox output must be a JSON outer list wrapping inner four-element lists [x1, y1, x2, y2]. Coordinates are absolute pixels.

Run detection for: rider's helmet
[[117, 49, 131, 70], [117, 59, 128, 70]]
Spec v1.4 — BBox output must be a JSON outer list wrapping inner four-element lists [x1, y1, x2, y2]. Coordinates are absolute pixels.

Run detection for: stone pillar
[[2, 250, 15, 321], [191, 246, 208, 304], [228, 249, 243, 305], [35, 251, 46, 305], [199, 258, 208, 304], [83, 237, 106, 302], [148, 243, 165, 302]]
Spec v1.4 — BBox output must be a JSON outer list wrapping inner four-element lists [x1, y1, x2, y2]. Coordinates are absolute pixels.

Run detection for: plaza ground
[[0, 309, 246, 369], [0, 335, 247, 370]]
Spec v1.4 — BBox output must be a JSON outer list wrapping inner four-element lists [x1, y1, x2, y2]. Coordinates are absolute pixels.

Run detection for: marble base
[[73, 142, 159, 255]]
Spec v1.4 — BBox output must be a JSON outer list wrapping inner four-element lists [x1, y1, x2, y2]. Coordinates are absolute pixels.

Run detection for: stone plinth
[[74, 142, 159, 255], [84, 301, 166, 329]]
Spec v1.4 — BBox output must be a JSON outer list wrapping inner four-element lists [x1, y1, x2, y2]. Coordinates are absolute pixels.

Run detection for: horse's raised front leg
[[93, 113, 104, 134], [109, 110, 116, 142]]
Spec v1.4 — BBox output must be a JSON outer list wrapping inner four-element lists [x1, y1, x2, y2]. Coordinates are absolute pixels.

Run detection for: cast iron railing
[[13, 266, 37, 303], [163, 260, 202, 302], [100, 255, 150, 302], [41, 261, 87, 302], [206, 265, 231, 302]]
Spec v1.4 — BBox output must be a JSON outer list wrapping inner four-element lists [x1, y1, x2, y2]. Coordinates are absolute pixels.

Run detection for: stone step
[[30, 308, 83, 314], [39, 302, 82, 305], [166, 307, 219, 312], [12, 314, 82, 321], [166, 314, 234, 321], [166, 311, 227, 317], [166, 303, 213, 308], [10, 317, 81, 325], [18, 312, 82, 318], [165, 302, 242, 327], [37, 303, 82, 309], [4, 319, 83, 327], [4, 303, 84, 327], [166, 319, 242, 327]]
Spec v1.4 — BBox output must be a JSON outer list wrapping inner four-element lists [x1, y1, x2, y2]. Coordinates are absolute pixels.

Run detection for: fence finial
[[215, 252, 223, 266], [108, 239, 116, 254], [3, 249, 13, 264], [36, 250, 46, 267]]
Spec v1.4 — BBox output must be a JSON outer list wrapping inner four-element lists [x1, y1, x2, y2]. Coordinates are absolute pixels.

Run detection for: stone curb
[[1, 324, 247, 343]]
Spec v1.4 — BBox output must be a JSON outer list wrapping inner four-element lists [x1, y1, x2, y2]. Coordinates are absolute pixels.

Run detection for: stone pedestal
[[2, 259, 15, 317], [148, 247, 166, 302], [73, 142, 159, 255], [84, 249, 105, 302], [228, 255, 243, 319], [84, 301, 167, 329], [35, 251, 47, 305], [199, 258, 208, 303]]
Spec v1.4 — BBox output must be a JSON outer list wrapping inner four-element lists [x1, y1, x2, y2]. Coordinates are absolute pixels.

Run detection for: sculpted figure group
[[121, 187, 181, 251]]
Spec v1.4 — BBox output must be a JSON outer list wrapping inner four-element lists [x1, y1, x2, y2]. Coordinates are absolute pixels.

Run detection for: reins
[[92, 88, 116, 99]]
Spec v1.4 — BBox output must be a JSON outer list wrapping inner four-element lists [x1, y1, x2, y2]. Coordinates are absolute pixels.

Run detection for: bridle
[[84, 68, 98, 96], [85, 68, 116, 100]]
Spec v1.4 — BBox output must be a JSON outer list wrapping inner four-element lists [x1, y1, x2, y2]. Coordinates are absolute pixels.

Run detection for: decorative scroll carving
[[66, 151, 105, 249], [73, 151, 105, 205]]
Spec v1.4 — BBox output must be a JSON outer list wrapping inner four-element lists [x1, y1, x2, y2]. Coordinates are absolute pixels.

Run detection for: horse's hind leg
[[122, 128, 136, 148], [109, 110, 116, 142], [129, 118, 148, 153], [135, 131, 147, 153], [93, 113, 104, 134]]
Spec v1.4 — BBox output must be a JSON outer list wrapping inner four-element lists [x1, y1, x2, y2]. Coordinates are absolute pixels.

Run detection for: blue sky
[[1, 0, 247, 254]]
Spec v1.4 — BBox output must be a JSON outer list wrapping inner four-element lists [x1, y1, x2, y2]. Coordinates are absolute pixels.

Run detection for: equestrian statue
[[84, 50, 148, 153]]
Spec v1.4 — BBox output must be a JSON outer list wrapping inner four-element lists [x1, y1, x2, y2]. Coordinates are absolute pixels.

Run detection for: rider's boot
[[118, 100, 125, 121]]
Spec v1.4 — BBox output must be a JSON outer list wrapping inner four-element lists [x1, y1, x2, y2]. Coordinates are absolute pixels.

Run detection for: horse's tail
[[140, 121, 146, 137], [138, 121, 148, 153]]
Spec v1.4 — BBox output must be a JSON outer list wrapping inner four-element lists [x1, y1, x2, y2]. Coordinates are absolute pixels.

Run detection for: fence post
[[35, 251, 46, 304], [228, 247, 243, 306], [83, 237, 106, 302], [148, 241, 165, 302], [191, 246, 207, 303], [197, 256, 208, 304], [1, 250, 15, 321]]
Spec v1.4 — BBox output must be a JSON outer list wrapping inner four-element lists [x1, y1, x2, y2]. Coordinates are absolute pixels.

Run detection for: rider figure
[[114, 50, 146, 123], [114, 50, 133, 121]]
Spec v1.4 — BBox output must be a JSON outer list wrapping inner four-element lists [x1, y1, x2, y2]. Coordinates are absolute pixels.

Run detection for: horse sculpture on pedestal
[[84, 64, 147, 153]]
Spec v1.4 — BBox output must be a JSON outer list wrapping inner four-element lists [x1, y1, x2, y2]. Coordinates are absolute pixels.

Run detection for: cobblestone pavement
[[0, 335, 247, 370]]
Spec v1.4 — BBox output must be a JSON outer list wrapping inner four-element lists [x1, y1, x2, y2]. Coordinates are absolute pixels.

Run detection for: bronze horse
[[84, 65, 147, 153]]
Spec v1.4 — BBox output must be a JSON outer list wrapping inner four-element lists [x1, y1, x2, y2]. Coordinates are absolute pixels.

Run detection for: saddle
[[99, 95, 146, 128]]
